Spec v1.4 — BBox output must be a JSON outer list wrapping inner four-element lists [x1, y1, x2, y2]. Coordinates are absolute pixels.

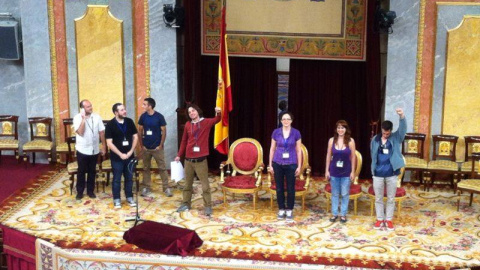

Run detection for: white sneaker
[[164, 188, 173, 197], [286, 210, 294, 220], [127, 197, 137, 207], [113, 199, 121, 209], [140, 187, 151, 197], [277, 209, 286, 220]]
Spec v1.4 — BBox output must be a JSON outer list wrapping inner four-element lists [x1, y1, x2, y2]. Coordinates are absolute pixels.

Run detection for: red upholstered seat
[[219, 138, 264, 209], [270, 180, 307, 192], [232, 142, 258, 171], [325, 183, 362, 194], [367, 186, 406, 197], [223, 175, 258, 189]]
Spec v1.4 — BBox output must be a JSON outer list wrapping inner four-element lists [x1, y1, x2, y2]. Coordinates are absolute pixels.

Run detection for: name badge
[[146, 130, 153, 136], [123, 140, 129, 146], [382, 148, 389, 154], [193, 146, 200, 152], [282, 152, 290, 159], [336, 160, 344, 168]]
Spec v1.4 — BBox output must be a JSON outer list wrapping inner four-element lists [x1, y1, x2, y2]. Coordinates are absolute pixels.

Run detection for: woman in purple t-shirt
[[325, 120, 356, 223], [267, 112, 302, 220]]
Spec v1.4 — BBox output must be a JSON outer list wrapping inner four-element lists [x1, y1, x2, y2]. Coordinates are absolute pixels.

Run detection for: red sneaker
[[374, 220, 384, 230], [385, 220, 394, 231]]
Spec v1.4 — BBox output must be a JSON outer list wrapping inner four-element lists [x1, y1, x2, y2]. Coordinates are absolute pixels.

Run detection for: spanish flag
[[214, 1, 233, 155]]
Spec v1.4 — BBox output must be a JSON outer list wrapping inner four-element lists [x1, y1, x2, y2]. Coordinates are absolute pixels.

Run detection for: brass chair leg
[[354, 198, 358, 216], [302, 195, 305, 213], [270, 193, 274, 210], [223, 190, 227, 207], [370, 198, 374, 216], [253, 192, 256, 210], [397, 199, 402, 216]]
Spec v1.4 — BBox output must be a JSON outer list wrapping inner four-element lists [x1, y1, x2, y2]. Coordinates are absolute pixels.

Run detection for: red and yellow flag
[[214, 1, 233, 155]]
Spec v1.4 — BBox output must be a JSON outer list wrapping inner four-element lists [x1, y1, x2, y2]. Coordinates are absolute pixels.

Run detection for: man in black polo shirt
[[105, 103, 139, 209]]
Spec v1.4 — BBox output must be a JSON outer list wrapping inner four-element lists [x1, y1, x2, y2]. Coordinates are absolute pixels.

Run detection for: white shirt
[[73, 113, 105, 155]]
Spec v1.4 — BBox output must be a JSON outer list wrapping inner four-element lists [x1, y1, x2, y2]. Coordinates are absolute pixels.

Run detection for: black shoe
[[76, 193, 83, 200], [329, 216, 338, 222], [340, 216, 347, 223], [87, 192, 96, 199]]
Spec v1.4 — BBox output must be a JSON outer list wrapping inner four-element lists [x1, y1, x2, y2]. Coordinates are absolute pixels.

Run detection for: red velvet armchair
[[219, 138, 264, 210]]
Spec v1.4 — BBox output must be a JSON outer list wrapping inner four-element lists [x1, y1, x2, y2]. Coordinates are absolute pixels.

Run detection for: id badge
[[146, 130, 153, 136], [122, 140, 129, 146], [282, 152, 290, 159], [382, 148, 389, 154], [336, 160, 344, 168], [193, 146, 200, 152]]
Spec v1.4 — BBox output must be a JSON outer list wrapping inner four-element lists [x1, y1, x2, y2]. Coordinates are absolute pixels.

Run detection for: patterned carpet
[[1, 169, 479, 269]]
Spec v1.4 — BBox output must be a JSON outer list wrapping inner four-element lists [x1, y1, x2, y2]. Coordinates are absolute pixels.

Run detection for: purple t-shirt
[[272, 127, 301, 165]]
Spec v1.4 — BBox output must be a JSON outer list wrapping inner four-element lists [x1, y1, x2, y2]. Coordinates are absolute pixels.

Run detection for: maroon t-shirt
[[177, 115, 221, 159]]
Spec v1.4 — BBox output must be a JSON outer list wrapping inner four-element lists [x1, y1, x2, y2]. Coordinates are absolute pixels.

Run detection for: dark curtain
[[288, 0, 381, 178], [182, 1, 277, 169]]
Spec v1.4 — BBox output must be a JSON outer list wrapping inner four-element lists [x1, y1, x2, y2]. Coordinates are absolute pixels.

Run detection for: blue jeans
[[272, 162, 297, 210], [111, 158, 135, 200], [330, 176, 351, 216]]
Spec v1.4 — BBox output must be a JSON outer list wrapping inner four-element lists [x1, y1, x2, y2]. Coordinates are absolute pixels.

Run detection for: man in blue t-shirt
[[370, 108, 406, 231], [138, 97, 171, 197]]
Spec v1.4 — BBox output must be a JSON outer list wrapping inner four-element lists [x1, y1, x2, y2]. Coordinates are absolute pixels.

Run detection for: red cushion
[[270, 180, 306, 191], [232, 142, 258, 171], [223, 175, 257, 189], [368, 186, 406, 197], [325, 183, 362, 194]]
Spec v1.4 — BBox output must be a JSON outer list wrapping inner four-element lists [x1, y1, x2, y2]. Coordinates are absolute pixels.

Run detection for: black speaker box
[[0, 20, 22, 60]]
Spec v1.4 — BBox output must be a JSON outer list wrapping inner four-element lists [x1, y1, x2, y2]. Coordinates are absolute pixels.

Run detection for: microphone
[[130, 158, 139, 164]]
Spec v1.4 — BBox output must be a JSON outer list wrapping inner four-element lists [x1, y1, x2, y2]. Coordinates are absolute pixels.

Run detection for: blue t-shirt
[[375, 140, 400, 177], [138, 111, 167, 149]]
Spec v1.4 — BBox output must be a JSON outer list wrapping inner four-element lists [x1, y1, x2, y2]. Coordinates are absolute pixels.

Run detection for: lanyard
[[283, 136, 289, 153], [85, 117, 94, 134], [116, 120, 127, 140], [191, 121, 201, 145]]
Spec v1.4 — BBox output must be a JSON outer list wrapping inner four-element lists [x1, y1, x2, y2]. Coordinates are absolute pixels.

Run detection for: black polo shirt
[[105, 117, 138, 161]]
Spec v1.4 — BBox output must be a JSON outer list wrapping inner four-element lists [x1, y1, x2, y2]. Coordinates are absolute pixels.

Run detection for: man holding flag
[[214, 0, 233, 155], [175, 105, 221, 216]]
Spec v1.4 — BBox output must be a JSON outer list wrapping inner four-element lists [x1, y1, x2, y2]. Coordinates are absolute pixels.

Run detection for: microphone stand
[[125, 158, 144, 227]]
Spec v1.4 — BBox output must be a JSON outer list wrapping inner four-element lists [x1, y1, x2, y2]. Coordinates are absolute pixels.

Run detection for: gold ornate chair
[[267, 144, 311, 213], [460, 136, 480, 175], [402, 133, 428, 184], [424, 135, 460, 191], [23, 117, 54, 166], [55, 118, 75, 164], [324, 150, 363, 215], [367, 157, 407, 216], [457, 153, 480, 210], [219, 138, 264, 210], [0, 115, 20, 163]]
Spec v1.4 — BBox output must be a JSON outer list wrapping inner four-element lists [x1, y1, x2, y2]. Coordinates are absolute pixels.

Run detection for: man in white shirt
[[73, 100, 106, 200]]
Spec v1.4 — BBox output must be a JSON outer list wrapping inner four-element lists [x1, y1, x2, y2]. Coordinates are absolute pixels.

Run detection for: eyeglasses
[[281, 118, 292, 121]]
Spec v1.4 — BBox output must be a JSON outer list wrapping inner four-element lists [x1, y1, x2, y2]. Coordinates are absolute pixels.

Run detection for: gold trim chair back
[[0, 115, 20, 162], [219, 138, 264, 210], [226, 138, 264, 177], [23, 117, 54, 165]]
